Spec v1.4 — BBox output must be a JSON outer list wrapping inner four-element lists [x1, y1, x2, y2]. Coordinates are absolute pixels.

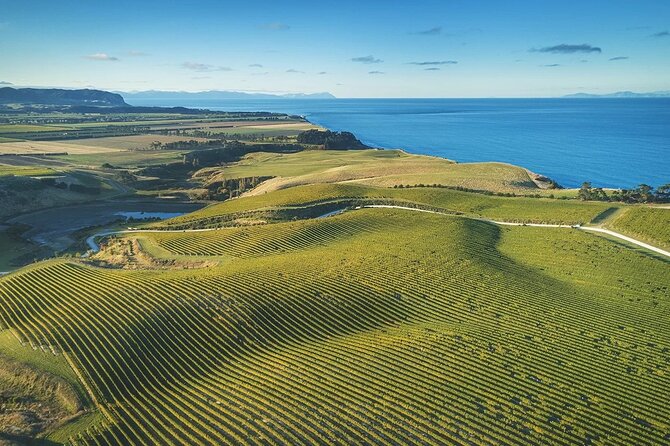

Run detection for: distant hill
[[121, 90, 336, 101], [563, 90, 670, 98], [0, 87, 128, 106]]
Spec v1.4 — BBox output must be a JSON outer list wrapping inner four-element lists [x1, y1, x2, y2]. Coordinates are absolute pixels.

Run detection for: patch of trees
[[296, 130, 369, 149], [578, 182, 670, 203], [205, 176, 274, 200], [145, 139, 224, 151]]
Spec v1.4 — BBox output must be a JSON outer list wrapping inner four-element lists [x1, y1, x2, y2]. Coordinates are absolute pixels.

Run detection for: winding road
[[84, 204, 670, 260]]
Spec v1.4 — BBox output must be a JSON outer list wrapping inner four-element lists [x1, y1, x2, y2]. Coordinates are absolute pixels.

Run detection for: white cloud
[[181, 62, 232, 72], [85, 53, 119, 61], [352, 55, 383, 64]]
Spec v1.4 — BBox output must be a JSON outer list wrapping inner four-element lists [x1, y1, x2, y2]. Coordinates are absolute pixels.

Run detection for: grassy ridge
[[162, 183, 612, 228], [0, 209, 668, 444]]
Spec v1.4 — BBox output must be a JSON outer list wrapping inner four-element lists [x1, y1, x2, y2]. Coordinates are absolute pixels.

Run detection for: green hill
[[1, 201, 668, 445]]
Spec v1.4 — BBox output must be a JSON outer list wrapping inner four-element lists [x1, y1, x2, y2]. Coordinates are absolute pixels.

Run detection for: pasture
[[0, 140, 124, 155], [65, 134, 210, 151]]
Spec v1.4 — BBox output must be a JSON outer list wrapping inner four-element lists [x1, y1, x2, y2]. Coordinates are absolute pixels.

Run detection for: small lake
[[9, 200, 204, 251]]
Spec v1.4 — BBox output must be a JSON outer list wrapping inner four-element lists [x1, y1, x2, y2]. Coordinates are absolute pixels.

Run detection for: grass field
[[202, 149, 549, 194], [65, 134, 210, 151], [0, 164, 56, 177], [0, 140, 124, 155], [199, 122, 321, 137], [0, 230, 46, 271], [0, 329, 100, 442], [62, 150, 185, 168], [0, 207, 667, 445], [0, 124, 74, 133]]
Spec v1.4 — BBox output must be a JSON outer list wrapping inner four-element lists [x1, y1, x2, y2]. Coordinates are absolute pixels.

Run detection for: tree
[[578, 182, 592, 200], [637, 184, 654, 203]]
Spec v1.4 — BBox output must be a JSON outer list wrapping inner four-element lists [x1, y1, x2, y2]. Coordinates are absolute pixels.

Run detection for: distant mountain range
[[0, 87, 128, 106], [563, 91, 670, 98], [120, 90, 336, 101]]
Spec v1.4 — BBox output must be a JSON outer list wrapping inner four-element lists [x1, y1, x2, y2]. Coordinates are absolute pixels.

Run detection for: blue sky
[[0, 0, 668, 97]]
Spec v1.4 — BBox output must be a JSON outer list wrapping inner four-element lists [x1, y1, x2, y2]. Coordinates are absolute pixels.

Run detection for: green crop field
[[606, 206, 670, 250], [0, 206, 668, 445]]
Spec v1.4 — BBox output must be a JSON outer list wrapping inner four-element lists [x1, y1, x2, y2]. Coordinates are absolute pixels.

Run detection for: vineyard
[[161, 183, 613, 229], [607, 206, 670, 250], [0, 206, 668, 445]]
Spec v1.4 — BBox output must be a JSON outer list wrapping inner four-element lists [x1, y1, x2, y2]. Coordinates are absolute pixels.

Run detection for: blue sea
[[128, 98, 670, 188]]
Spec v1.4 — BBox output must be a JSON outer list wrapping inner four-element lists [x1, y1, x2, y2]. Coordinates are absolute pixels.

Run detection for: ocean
[[127, 98, 670, 189]]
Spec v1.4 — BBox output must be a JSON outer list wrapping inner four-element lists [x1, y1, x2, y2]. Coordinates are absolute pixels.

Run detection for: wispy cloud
[[407, 60, 457, 66], [128, 50, 148, 57], [259, 22, 290, 31], [317, 71, 327, 75], [368, 70, 384, 75], [85, 53, 119, 61], [412, 26, 442, 36], [249, 63, 263, 68], [0, 81, 12, 85], [424, 68, 440, 71], [609, 56, 629, 61], [286, 68, 304, 73], [181, 62, 232, 72], [650, 30, 669, 38], [542, 64, 561, 67], [531, 44, 602, 54], [352, 55, 383, 64]]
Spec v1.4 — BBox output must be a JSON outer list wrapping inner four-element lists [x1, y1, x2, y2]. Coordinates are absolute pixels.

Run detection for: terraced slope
[[0, 208, 668, 445]]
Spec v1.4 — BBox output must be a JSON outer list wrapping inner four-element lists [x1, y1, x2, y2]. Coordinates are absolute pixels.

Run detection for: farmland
[[0, 107, 668, 445], [0, 207, 668, 445], [606, 206, 670, 250]]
